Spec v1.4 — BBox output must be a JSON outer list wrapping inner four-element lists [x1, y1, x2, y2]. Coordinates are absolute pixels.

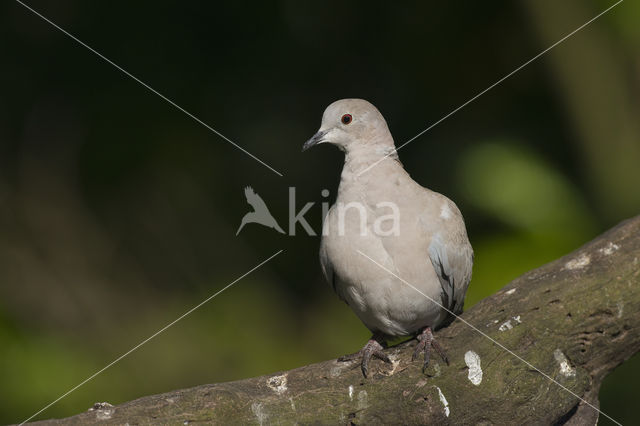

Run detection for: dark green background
[[1, 0, 639, 423]]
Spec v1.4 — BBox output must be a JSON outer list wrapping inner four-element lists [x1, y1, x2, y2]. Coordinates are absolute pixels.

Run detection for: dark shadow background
[[1, 0, 639, 423]]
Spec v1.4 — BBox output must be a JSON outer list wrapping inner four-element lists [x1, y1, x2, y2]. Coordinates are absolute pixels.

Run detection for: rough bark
[[33, 217, 640, 425]]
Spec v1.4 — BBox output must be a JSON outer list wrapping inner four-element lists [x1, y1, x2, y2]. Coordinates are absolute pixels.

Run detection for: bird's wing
[[424, 204, 473, 316], [244, 186, 269, 212], [319, 206, 348, 304], [428, 235, 473, 315], [319, 239, 343, 302]]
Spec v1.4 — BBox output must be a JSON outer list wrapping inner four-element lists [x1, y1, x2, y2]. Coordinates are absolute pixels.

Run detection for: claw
[[412, 339, 425, 362], [413, 327, 449, 373], [373, 350, 392, 363], [337, 351, 361, 362], [338, 335, 392, 378], [431, 337, 449, 365], [361, 352, 371, 378]]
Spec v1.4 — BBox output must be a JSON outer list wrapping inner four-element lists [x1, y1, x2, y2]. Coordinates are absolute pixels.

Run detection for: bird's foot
[[412, 326, 449, 373], [337, 335, 392, 378]]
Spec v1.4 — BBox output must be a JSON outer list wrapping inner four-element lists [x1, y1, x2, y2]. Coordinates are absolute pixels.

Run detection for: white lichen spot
[[435, 386, 450, 417], [499, 315, 522, 331], [499, 320, 513, 331], [505, 288, 516, 295], [464, 351, 483, 385], [348, 385, 354, 401], [564, 253, 591, 270], [165, 398, 175, 404], [251, 402, 268, 426], [266, 374, 288, 395], [357, 390, 369, 410], [95, 410, 114, 421], [440, 203, 452, 220], [380, 353, 400, 376], [617, 301, 624, 319], [90, 402, 115, 420], [553, 349, 576, 377], [486, 319, 499, 328], [599, 242, 620, 256]]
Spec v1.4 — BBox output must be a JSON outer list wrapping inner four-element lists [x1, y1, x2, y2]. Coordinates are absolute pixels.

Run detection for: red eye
[[341, 114, 352, 125]]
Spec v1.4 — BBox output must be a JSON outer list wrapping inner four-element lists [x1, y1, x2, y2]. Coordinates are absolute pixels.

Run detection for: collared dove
[[303, 99, 473, 377]]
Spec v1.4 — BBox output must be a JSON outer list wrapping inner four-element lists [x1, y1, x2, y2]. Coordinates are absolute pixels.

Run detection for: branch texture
[[33, 217, 640, 425]]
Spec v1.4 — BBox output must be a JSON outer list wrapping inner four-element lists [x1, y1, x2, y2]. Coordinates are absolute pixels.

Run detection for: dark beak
[[302, 130, 328, 152]]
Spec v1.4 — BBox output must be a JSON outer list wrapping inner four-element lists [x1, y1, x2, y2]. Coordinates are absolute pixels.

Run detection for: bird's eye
[[341, 114, 352, 125]]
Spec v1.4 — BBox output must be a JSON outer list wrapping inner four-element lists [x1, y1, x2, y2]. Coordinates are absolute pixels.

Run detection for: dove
[[236, 186, 285, 235], [303, 99, 473, 377]]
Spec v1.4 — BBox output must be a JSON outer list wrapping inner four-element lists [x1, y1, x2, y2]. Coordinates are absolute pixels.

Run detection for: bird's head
[[303, 99, 395, 154]]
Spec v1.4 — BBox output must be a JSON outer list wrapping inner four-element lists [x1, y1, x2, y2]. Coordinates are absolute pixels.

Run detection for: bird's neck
[[344, 143, 398, 169], [338, 145, 405, 197]]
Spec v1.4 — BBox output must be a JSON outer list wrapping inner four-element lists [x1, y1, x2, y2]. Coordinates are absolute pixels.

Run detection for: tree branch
[[33, 216, 640, 425]]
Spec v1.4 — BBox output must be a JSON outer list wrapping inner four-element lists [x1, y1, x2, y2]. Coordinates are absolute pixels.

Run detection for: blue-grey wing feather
[[428, 232, 473, 316]]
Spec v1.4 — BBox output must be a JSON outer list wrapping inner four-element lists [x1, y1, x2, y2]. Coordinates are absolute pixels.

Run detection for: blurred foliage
[[1, 0, 639, 424]]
